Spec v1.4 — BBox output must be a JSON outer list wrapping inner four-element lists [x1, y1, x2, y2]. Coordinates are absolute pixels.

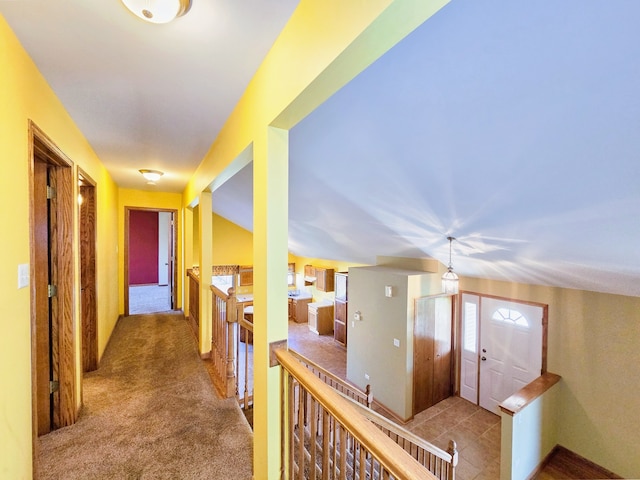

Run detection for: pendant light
[[121, 0, 192, 24], [442, 236, 459, 294]]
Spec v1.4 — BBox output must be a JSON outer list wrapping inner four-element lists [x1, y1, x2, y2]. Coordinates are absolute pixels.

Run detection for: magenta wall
[[129, 210, 158, 285]]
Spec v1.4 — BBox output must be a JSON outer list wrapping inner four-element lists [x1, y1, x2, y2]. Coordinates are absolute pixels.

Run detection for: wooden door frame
[[78, 168, 98, 373], [454, 290, 549, 400], [124, 206, 178, 316], [28, 121, 77, 474]]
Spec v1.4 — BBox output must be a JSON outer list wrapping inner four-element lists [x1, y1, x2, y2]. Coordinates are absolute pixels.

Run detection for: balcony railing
[[206, 279, 457, 479]]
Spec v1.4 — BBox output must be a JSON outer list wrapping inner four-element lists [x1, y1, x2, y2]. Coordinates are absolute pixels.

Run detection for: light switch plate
[[393, 338, 400, 347], [18, 263, 29, 289]]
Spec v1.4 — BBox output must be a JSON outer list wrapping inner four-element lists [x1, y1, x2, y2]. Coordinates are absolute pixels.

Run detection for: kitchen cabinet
[[315, 267, 335, 292], [289, 296, 311, 324], [413, 295, 453, 415], [239, 265, 253, 286], [334, 299, 347, 346], [334, 272, 348, 346], [308, 302, 334, 335]]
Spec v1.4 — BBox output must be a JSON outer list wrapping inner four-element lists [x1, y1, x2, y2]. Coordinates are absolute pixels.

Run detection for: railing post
[[226, 288, 237, 399], [447, 440, 457, 480]]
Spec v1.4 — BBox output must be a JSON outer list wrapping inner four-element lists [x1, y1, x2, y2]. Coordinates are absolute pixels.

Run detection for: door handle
[[481, 356, 487, 361]]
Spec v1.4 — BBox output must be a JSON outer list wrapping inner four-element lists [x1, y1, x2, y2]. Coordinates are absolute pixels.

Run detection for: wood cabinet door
[[335, 299, 347, 322], [239, 266, 253, 286]]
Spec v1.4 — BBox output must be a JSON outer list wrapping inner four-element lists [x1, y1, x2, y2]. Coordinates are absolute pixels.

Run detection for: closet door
[[432, 295, 453, 405], [413, 295, 453, 415], [413, 297, 435, 414]]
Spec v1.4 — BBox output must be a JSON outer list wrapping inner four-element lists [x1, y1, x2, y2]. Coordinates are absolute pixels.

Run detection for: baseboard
[[527, 445, 623, 480], [526, 445, 560, 480], [371, 399, 412, 425], [200, 351, 211, 360]]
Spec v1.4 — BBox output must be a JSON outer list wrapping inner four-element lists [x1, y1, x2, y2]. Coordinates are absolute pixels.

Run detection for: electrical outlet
[[393, 338, 400, 348]]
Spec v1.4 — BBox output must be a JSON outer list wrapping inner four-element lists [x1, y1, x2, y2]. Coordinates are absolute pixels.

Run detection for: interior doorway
[[459, 293, 547, 414], [78, 169, 98, 372], [124, 207, 177, 316], [28, 122, 78, 450]]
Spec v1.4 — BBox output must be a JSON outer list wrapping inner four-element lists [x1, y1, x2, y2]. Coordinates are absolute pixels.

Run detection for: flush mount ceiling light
[[139, 169, 164, 184], [442, 236, 459, 295], [121, 0, 192, 24]]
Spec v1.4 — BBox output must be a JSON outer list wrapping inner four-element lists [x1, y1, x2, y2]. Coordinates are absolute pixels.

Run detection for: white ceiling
[[3, 1, 639, 297]]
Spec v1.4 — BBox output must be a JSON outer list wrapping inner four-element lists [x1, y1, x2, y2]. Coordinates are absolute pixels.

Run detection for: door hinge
[[49, 380, 59, 394], [48, 284, 57, 298], [46, 185, 56, 199]]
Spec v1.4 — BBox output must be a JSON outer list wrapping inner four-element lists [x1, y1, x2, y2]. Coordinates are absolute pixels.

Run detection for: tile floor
[[287, 320, 502, 480]]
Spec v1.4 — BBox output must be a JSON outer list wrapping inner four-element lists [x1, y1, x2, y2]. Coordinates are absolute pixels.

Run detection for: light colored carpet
[[129, 284, 171, 314], [38, 312, 253, 479]]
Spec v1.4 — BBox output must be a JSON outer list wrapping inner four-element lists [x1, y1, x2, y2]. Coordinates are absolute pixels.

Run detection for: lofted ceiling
[[2, 1, 639, 297]]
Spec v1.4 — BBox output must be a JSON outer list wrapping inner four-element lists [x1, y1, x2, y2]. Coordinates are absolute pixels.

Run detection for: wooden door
[[33, 160, 53, 435], [413, 297, 435, 414], [432, 296, 452, 404], [413, 295, 453, 415], [79, 172, 97, 372]]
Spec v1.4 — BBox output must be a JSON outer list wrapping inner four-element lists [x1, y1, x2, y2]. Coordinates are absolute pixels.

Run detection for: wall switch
[[354, 311, 361, 321], [364, 373, 370, 381], [393, 338, 400, 348], [18, 264, 29, 289], [351, 321, 355, 328]]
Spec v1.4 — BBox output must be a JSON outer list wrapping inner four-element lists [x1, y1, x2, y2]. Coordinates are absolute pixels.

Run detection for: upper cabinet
[[315, 267, 335, 292], [239, 265, 253, 286], [303, 264, 335, 292]]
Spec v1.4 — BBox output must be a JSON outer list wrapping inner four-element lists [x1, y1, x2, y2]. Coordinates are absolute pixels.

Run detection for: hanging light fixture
[[442, 236, 459, 294], [121, 0, 192, 24], [139, 169, 164, 184]]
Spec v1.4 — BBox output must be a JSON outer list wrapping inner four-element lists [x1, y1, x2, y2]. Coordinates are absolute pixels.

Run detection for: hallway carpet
[[38, 312, 253, 479]]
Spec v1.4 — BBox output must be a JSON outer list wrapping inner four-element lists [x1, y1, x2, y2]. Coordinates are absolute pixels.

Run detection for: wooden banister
[[277, 348, 438, 480]]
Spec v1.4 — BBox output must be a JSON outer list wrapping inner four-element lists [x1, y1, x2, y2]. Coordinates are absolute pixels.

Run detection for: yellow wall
[[117, 188, 184, 315], [0, 15, 120, 478], [461, 277, 640, 478], [212, 213, 253, 265]]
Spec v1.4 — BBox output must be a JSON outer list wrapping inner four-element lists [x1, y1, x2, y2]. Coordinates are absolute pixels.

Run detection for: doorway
[[124, 207, 177, 316], [28, 122, 78, 445], [460, 293, 547, 413]]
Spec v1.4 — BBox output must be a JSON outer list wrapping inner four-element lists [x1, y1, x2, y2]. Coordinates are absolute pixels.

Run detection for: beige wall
[[347, 266, 442, 420], [0, 15, 120, 478], [462, 276, 640, 478]]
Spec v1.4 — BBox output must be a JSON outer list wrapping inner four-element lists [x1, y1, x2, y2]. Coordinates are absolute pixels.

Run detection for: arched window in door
[[492, 307, 529, 327]]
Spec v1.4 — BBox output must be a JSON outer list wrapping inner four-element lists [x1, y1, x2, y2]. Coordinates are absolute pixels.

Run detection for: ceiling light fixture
[[442, 236, 459, 295], [139, 169, 164, 184], [121, 0, 192, 24]]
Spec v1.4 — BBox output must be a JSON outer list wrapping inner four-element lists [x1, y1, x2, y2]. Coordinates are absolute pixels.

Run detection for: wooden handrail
[[339, 390, 457, 467], [499, 372, 561, 416], [277, 348, 438, 480], [288, 349, 372, 407]]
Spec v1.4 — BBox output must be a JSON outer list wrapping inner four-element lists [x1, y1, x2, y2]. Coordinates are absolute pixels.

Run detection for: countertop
[[308, 299, 333, 308]]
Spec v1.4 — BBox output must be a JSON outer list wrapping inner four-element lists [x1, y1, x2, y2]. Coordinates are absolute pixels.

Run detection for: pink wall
[[129, 210, 158, 285]]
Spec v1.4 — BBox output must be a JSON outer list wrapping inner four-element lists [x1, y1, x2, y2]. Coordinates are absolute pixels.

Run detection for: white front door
[[479, 298, 543, 413]]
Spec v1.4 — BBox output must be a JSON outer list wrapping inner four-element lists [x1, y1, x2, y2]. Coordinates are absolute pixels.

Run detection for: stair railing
[[288, 349, 372, 408], [277, 348, 439, 480]]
